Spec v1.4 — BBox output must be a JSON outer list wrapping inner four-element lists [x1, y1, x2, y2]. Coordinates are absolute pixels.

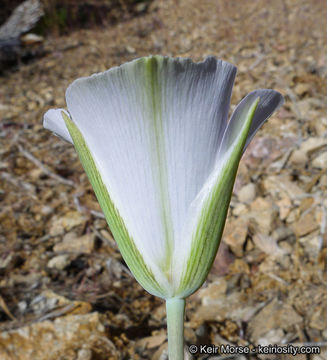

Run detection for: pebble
[[289, 148, 307, 165], [237, 183, 256, 203], [312, 150, 327, 168], [47, 254, 71, 270]]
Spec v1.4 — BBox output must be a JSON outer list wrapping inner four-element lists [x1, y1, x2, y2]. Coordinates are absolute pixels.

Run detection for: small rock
[[136, 331, 166, 350], [54, 232, 95, 254], [271, 226, 295, 243], [252, 234, 287, 257], [296, 99, 311, 116], [299, 234, 321, 257], [223, 218, 248, 257], [248, 299, 302, 342], [0, 313, 115, 360], [47, 254, 71, 270], [153, 342, 168, 360], [319, 174, 327, 187], [248, 197, 279, 235], [125, 45, 136, 54], [309, 303, 327, 330], [135, 2, 148, 12], [289, 149, 308, 165], [191, 292, 261, 327], [17, 301, 27, 314], [21, 33, 44, 45], [77, 348, 92, 360], [237, 183, 256, 203], [257, 328, 284, 346], [197, 279, 227, 306], [49, 212, 86, 236], [276, 196, 292, 220], [232, 203, 247, 216], [211, 241, 235, 276], [312, 150, 327, 169], [294, 209, 319, 237], [0, 253, 14, 271], [263, 175, 304, 199], [294, 82, 310, 96], [300, 137, 327, 156]]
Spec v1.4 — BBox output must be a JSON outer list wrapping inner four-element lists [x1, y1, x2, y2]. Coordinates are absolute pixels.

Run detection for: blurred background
[[0, 0, 326, 359]]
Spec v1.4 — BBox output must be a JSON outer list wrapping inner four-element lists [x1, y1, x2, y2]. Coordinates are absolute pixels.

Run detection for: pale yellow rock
[[50, 212, 86, 236], [47, 254, 71, 270], [252, 234, 286, 257], [223, 218, 249, 257], [300, 137, 327, 156], [232, 202, 247, 216], [286, 208, 300, 224], [21, 33, 44, 45], [40, 290, 92, 315], [294, 209, 319, 237], [197, 279, 228, 306], [276, 196, 292, 220], [263, 175, 304, 199], [296, 99, 310, 116], [191, 292, 262, 327], [299, 232, 322, 257], [257, 328, 284, 346], [294, 82, 311, 96], [228, 259, 250, 275], [0, 313, 115, 360], [248, 197, 279, 235], [54, 232, 95, 254], [136, 331, 166, 350], [289, 149, 308, 165], [312, 150, 327, 169], [320, 174, 327, 187], [248, 299, 302, 342], [237, 183, 256, 203], [153, 342, 168, 360], [310, 303, 327, 330]]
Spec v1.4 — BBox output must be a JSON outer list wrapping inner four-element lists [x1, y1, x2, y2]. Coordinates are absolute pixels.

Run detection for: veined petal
[[175, 97, 259, 297], [63, 113, 170, 298], [65, 56, 236, 292], [218, 89, 284, 158], [43, 109, 73, 143], [240, 90, 284, 153]]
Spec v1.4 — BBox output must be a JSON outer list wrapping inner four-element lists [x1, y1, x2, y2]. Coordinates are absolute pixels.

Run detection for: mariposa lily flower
[[44, 56, 283, 359]]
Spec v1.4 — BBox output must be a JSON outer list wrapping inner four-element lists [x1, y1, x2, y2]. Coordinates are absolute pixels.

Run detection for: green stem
[[166, 298, 186, 360]]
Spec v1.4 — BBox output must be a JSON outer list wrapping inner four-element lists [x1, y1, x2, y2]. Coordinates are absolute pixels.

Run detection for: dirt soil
[[0, 0, 327, 359]]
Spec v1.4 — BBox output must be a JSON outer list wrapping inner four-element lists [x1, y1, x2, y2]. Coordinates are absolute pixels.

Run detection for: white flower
[[44, 56, 283, 300]]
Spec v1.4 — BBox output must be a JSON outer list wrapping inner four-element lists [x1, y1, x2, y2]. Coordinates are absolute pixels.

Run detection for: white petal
[[222, 89, 284, 156], [65, 56, 236, 278], [172, 96, 259, 295], [244, 89, 284, 151], [226, 89, 284, 153], [43, 109, 73, 143]]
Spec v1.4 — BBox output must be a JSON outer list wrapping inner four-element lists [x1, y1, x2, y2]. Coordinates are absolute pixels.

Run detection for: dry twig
[[17, 144, 74, 187]]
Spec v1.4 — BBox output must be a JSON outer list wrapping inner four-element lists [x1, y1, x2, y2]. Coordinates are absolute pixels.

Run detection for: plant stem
[[166, 297, 186, 360]]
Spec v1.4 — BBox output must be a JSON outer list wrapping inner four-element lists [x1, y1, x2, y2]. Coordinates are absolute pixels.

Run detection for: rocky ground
[[0, 0, 327, 359]]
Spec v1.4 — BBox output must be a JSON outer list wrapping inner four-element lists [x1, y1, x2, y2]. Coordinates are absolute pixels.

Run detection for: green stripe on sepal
[[177, 97, 260, 298], [62, 112, 166, 298]]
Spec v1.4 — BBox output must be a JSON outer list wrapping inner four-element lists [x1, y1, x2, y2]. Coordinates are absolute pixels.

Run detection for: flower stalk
[[166, 298, 185, 360]]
